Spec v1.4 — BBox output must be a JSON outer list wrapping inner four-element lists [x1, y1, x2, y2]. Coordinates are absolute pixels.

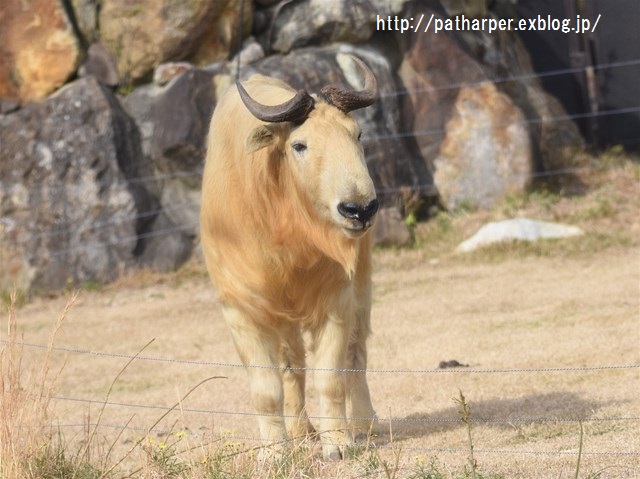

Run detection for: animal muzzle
[[337, 199, 379, 230]]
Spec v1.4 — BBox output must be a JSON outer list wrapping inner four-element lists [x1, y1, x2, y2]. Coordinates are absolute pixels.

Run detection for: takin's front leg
[[280, 324, 316, 438], [346, 305, 377, 436], [223, 307, 287, 449], [312, 314, 353, 460]]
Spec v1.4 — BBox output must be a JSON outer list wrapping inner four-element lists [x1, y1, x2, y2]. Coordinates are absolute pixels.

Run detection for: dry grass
[[0, 291, 77, 478], [1, 160, 639, 478]]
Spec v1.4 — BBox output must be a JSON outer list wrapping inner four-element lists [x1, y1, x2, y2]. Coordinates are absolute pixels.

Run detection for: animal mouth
[[336, 198, 379, 237], [341, 218, 376, 238], [341, 227, 365, 239]]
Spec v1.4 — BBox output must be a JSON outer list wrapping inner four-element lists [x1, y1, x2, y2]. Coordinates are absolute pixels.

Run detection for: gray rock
[[151, 69, 216, 179], [147, 68, 214, 241], [373, 207, 412, 247], [136, 209, 195, 273], [121, 68, 221, 270], [120, 84, 162, 169], [228, 37, 266, 69], [0, 76, 158, 293], [0, 99, 20, 114], [397, 2, 583, 210], [262, 0, 375, 53], [433, 82, 532, 211], [456, 218, 584, 252], [78, 43, 120, 87]]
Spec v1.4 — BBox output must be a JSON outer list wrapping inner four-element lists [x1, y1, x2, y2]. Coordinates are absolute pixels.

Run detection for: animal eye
[[292, 142, 307, 154]]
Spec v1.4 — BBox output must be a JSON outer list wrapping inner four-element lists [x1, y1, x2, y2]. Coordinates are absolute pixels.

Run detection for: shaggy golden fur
[[200, 74, 377, 459]]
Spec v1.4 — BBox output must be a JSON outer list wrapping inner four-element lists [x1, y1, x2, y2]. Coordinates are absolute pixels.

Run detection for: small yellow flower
[[176, 430, 186, 439], [159, 442, 167, 450]]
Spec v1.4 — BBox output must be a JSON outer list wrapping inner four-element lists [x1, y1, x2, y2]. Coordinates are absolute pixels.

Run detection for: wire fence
[[6, 337, 640, 460], [7, 339, 640, 375], [2, 48, 639, 467]]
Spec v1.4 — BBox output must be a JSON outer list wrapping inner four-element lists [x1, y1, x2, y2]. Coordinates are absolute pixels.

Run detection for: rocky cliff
[[0, 0, 584, 292]]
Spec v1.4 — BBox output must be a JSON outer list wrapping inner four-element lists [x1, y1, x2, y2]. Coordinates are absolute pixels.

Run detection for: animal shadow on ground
[[370, 391, 616, 445]]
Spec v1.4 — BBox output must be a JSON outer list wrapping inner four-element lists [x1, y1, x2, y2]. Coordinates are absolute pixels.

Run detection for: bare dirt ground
[[7, 164, 640, 478]]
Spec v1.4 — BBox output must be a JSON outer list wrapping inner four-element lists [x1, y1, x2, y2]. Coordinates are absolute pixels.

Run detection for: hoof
[[324, 446, 343, 461]]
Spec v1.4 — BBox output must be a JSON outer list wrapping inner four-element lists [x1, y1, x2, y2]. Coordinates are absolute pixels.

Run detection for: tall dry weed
[[0, 291, 78, 479]]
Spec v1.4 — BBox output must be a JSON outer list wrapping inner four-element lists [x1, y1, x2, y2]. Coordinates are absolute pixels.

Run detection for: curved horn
[[236, 81, 315, 123], [319, 56, 378, 113]]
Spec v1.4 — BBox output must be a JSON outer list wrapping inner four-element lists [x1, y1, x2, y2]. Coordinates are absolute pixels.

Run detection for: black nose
[[337, 199, 379, 225]]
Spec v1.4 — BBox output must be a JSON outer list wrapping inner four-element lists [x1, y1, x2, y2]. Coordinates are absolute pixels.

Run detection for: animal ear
[[246, 125, 275, 152]]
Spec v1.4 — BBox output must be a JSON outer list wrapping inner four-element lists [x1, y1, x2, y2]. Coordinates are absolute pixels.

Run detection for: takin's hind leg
[[280, 325, 316, 438], [223, 307, 287, 448]]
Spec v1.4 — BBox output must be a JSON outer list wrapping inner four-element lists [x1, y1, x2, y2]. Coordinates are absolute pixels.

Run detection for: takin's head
[[236, 56, 379, 239]]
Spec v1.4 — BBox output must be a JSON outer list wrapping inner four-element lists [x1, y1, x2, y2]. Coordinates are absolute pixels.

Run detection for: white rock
[[456, 218, 584, 252]]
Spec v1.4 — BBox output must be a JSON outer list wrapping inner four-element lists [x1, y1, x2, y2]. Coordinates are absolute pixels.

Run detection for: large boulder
[[150, 70, 217, 178], [0, 77, 158, 293], [0, 0, 81, 103], [457, 27, 585, 173], [243, 44, 433, 208], [146, 68, 218, 267], [121, 67, 222, 271], [99, 0, 252, 83], [397, 2, 583, 210], [398, 22, 486, 172], [434, 83, 531, 210]]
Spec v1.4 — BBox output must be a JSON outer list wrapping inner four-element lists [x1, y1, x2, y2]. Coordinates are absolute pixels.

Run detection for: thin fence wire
[[10, 201, 195, 243], [380, 58, 640, 98], [6, 339, 639, 375], [46, 394, 640, 426], [375, 106, 640, 142], [47, 221, 199, 258]]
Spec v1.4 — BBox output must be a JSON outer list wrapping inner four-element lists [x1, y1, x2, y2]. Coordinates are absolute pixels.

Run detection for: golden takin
[[200, 56, 379, 460]]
